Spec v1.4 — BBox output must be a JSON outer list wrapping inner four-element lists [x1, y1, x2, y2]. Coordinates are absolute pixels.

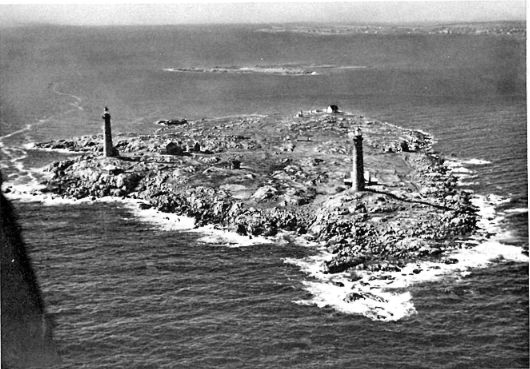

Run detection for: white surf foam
[[285, 251, 417, 322], [461, 158, 492, 165], [286, 193, 527, 322], [448, 165, 474, 174], [4, 183, 91, 205], [121, 200, 196, 231], [27, 145, 82, 155], [446, 157, 491, 168], [458, 181, 480, 187], [504, 208, 528, 214], [189, 226, 322, 248], [444, 158, 487, 186], [4, 180, 198, 231], [4, 179, 198, 233], [296, 279, 416, 321], [189, 225, 278, 247]]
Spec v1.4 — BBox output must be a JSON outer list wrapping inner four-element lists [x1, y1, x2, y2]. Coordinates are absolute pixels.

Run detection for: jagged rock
[[324, 256, 366, 274], [344, 292, 366, 302], [157, 119, 187, 126]]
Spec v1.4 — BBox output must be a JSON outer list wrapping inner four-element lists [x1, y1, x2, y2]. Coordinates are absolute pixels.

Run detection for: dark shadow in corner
[[1, 172, 60, 368]]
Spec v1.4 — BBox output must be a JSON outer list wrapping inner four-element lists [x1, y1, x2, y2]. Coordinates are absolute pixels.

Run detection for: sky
[[0, 1, 526, 27]]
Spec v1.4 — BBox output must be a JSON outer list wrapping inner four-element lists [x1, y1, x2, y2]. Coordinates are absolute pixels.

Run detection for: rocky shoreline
[[33, 110, 478, 279]]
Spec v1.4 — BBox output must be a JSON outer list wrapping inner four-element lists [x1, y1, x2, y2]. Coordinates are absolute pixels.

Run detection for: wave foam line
[[121, 201, 196, 231], [187, 227, 319, 248], [1, 146, 35, 184], [0, 84, 84, 149], [188, 225, 278, 247], [3, 179, 197, 230], [505, 208, 528, 214], [461, 158, 492, 165], [445, 157, 491, 174], [0, 124, 33, 141], [1, 152, 52, 188]]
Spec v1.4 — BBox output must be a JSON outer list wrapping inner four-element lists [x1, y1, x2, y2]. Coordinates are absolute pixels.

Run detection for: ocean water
[[0, 24, 527, 368]]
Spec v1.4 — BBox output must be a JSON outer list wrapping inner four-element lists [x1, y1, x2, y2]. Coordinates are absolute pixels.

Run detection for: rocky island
[[34, 109, 478, 285], [164, 65, 317, 75]]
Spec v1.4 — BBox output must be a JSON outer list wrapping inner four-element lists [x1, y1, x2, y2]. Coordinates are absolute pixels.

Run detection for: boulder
[[324, 256, 366, 274], [343, 292, 365, 303]]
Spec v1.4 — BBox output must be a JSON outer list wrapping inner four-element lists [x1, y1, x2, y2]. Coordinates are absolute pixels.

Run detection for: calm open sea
[[1, 24, 527, 368]]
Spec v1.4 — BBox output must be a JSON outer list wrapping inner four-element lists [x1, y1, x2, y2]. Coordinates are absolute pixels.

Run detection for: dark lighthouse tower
[[351, 127, 365, 191], [102, 107, 118, 157]]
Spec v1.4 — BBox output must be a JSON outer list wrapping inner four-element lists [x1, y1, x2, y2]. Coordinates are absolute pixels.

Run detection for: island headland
[[34, 108, 478, 289]]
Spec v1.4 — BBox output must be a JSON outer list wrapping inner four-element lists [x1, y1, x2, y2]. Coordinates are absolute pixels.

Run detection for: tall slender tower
[[351, 127, 365, 191], [102, 107, 117, 157]]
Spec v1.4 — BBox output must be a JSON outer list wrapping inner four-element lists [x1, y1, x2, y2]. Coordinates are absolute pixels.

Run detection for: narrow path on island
[[365, 188, 453, 211]]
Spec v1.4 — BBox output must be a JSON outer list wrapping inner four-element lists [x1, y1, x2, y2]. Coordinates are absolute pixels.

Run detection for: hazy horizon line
[[0, 2, 526, 27], [1, 18, 526, 29]]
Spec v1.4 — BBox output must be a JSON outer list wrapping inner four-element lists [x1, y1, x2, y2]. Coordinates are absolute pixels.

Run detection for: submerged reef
[[34, 110, 477, 278]]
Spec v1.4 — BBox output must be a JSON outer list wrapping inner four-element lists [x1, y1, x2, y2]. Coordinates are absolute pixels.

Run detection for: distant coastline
[[256, 21, 526, 37]]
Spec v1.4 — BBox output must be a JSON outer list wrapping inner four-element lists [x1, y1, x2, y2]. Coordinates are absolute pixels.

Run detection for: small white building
[[326, 105, 339, 114]]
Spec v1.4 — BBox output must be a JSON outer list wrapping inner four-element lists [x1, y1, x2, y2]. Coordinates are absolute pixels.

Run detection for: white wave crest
[[461, 158, 492, 165], [504, 208, 528, 214], [190, 225, 276, 247], [121, 201, 196, 231]]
